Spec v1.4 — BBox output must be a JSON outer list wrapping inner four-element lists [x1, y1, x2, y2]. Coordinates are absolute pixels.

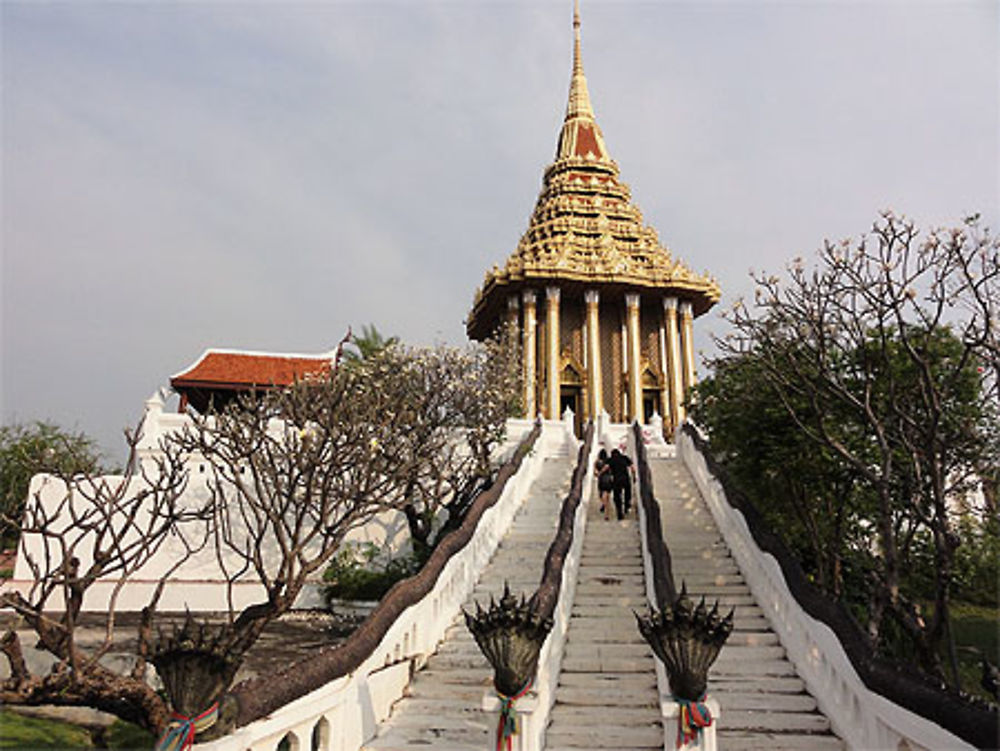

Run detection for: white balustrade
[[631, 426, 719, 751], [677, 427, 973, 751], [480, 426, 599, 751], [195, 423, 551, 751]]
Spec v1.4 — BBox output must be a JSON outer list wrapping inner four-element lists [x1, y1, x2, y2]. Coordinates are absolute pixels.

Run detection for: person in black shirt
[[607, 448, 635, 520]]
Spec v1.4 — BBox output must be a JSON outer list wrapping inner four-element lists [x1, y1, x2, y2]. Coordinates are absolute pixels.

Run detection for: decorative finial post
[[465, 583, 552, 750], [635, 584, 733, 749]]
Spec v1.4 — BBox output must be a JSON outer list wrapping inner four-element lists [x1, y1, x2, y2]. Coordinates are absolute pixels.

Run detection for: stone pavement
[[544, 488, 663, 750], [650, 457, 845, 750], [362, 456, 575, 750]]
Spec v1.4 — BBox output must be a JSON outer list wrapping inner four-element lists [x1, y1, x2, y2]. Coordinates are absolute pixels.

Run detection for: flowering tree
[[371, 333, 522, 559], [709, 213, 999, 686], [0, 336, 519, 736]]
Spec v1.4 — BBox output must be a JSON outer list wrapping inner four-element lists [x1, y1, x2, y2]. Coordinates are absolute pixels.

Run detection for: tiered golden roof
[[467, 3, 719, 338]]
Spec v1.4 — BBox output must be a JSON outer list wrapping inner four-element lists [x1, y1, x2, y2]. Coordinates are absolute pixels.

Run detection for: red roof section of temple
[[170, 350, 333, 391]]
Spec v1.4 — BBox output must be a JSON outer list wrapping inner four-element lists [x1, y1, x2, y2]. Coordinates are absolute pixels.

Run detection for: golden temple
[[467, 2, 720, 433]]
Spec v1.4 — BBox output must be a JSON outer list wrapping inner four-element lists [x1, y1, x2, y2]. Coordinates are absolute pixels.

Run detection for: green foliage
[[702, 212, 999, 689], [342, 324, 399, 365], [691, 353, 867, 597], [322, 542, 417, 603], [0, 709, 94, 749], [104, 719, 154, 749], [0, 421, 108, 548], [952, 515, 1000, 607]]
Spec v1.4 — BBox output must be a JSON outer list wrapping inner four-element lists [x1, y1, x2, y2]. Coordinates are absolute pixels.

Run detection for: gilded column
[[625, 292, 642, 423], [680, 300, 697, 401], [663, 296, 683, 428], [546, 286, 561, 419], [584, 289, 602, 418], [658, 317, 669, 426], [522, 290, 537, 419]]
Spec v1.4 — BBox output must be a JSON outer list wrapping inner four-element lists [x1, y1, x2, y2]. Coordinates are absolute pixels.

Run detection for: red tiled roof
[[170, 350, 333, 390]]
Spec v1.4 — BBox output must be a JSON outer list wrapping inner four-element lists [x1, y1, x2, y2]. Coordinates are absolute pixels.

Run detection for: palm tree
[[342, 324, 399, 365]]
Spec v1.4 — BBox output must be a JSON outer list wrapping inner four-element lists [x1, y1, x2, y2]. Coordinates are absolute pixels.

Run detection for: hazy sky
[[2, 0, 997, 458]]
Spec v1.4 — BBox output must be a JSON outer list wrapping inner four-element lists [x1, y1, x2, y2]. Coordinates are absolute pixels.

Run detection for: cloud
[[2, 0, 997, 456]]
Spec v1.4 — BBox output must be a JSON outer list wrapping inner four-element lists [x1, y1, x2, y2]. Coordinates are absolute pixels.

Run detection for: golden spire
[[565, 0, 594, 122]]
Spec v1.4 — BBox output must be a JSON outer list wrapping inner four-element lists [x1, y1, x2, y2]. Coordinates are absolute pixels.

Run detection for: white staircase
[[649, 457, 845, 750], [544, 501, 662, 750], [362, 457, 575, 750]]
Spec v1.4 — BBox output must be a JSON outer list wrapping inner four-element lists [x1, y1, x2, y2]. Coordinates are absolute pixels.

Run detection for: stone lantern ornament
[[635, 584, 734, 749], [464, 583, 553, 750]]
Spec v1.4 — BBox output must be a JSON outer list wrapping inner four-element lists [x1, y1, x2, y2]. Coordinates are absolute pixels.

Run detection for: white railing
[[631, 425, 718, 751], [482, 422, 595, 751], [677, 427, 973, 751], [194, 424, 551, 751]]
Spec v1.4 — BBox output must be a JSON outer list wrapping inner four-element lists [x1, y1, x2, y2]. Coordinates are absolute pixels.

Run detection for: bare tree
[[718, 212, 999, 685], [0, 425, 203, 732]]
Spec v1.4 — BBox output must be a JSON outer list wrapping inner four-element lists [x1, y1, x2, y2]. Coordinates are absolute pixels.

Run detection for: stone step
[[720, 710, 832, 734], [717, 731, 846, 750], [551, 685, 660, 707], [545, 707, 663, 748], [711, 676, 807, 694], [713, 691, 818, 713]]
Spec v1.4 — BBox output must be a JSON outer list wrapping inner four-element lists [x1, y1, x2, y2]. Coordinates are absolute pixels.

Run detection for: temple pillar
[[663, 296, 683, 429], [584, 289, 602, 418], [625, 292, 642, 423], [680, 300, 696, 401], [522, 290, 537, 418], [658, 315, 669, 430], [546, 286, 561, 419]]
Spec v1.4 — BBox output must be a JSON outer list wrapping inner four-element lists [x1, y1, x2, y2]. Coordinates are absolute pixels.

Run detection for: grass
[[102, 720, 154, 750], [950, 601, 1000, 701], [0, 710, 93, 750], [0, 710, 154, 750]]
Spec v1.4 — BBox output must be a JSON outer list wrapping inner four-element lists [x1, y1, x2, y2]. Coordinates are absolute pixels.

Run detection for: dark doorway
[[642, 389, 660, 424], [560, 386, 582, 436]]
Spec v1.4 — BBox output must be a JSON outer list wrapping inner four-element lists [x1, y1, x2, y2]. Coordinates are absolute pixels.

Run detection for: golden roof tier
[[466, 2, 720, 342]]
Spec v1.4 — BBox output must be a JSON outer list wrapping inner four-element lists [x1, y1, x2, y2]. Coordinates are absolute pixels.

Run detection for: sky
[[2, 0, 997, 459]]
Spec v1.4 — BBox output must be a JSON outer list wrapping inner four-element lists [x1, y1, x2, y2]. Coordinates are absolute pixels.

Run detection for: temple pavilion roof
[[170, 348, 335, 413], [467, 3, 720, 339]]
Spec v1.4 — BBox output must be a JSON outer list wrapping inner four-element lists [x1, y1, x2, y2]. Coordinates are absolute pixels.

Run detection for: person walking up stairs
[[545, 469, 662, 750]]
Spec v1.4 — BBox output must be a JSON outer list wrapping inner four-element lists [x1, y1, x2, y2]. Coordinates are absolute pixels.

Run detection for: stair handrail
[[531, 421, 594, 620], [197, 422, 544, 749], [679, 422, 998, 750], [467, 421, 596, 751], [632, 422, 677, 609]]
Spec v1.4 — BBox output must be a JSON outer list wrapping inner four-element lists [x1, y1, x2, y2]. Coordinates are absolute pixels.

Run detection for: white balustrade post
[[482, 691, 540, 751], [661, 695, 719, 751], [649, 411, 663, 436], [562, 406, 575, 437]]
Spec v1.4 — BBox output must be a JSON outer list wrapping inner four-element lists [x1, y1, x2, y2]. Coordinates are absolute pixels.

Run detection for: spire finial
[[573, 0, 582, 75], [565, 0, 594, 121]]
